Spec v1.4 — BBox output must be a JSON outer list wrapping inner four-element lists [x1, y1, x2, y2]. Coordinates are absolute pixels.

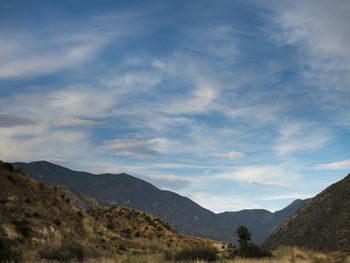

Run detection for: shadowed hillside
[[264, 173, 350, 252], [217, 199, 306, 244]]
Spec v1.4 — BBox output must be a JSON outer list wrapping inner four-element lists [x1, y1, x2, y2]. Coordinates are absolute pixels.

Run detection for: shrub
[[54, 219, 62, 227], [121, 228, 132, 239], [234, 225, 272, 258], [173, 247, 218, 262], [76, 211, 84, 218], [232, 243, 272, 258], [118, 243, 127, 251], [0, 235, 22, 263], [7, 174, 16, 184], [12, 220, 31, 238], [3, 162, 14, 171], [40, 244, 85, 262]]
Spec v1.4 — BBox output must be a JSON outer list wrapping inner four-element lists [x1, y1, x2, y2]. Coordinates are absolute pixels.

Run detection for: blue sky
[[1, 0, 350, 212]]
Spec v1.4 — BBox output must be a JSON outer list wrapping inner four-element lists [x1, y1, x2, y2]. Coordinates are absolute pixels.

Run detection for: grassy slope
[[264, 173, 350, 252], [0, 161, 223, 261], [91, 206, 225, 253]]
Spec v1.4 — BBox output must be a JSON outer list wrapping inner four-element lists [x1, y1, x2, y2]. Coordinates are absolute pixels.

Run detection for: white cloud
[[274, 122, 330, 156], [209, 151, 245, 160], [165, 85, 218, 115], [268, 0, 350, 124], [49, 87, 117, 118], [0, 33, 109, 79], [108, 71, 162, 90], [53, 117, 96, 127], [0, 126, 91, 162], [100, 138, 176, 159], [213, 166, 290, 187], [317, 159, 350, 170], [271, 1, 350, 63], [260, 193, 310, 201]]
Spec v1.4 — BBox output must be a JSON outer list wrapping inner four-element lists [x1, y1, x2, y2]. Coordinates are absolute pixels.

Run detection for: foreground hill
[[0, 161, 222, 261], [14, 161, 305, 244], [91, 206, 224, 252], [0, 162, 120, 260], [264, 173, 350, 252]]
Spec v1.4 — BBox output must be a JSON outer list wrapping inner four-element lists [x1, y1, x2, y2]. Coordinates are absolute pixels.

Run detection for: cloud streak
[[317, 159, 350, 170]]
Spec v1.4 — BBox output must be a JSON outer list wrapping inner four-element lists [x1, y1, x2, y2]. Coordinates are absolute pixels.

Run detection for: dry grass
[[81, 247, 350, 263]]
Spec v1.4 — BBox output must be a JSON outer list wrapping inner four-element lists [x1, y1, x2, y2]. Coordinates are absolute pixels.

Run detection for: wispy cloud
[[0, 113, 35, 127], [274, 122, 330, 156], [260, 193, 310, 201], [316, 159, 350, 170], [213, 166, 291, 187], [209, 151, 245, 160], [100, 138, 175, 159], [53, 117, 96, 127]]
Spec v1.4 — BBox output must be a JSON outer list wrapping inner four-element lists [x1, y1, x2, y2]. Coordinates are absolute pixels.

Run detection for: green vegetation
[[12, 219, 31, 238], [172, 247, 218, 261], [0, 235, 22, 263], [233, 226, 272, 258], [39, 244, 85, 262]]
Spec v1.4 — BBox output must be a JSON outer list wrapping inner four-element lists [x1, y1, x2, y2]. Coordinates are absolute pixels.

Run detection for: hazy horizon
[[1, 0, 350, 213]]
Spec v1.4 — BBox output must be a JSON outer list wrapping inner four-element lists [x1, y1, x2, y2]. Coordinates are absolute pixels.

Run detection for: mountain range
[[14, 161, 306, 244]]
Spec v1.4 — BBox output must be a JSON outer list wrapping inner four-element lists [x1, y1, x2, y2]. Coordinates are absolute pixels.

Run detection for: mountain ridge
[[263, 173, 350, 251], [13, 160, 306, 244]]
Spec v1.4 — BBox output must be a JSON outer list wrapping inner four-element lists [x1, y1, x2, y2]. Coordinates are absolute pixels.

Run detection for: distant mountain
[[14, 161, 305, 244], [263, 173, 350, 252], [217, 199, 307, 245]]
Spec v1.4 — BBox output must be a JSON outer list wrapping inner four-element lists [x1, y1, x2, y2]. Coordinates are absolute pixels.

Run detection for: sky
[[1, 0, 350, 213]]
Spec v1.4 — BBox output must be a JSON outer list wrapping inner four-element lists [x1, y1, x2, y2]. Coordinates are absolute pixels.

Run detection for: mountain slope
[[14, 161, 231, 242], [90, 206, 225, 252], [217, 199, 306, 245], [264, 173, 350, 252], [0, 161, 223, 261], [0, 161, 121, 260], [47, 183, 102, 211], [14, 161, 306, 244]]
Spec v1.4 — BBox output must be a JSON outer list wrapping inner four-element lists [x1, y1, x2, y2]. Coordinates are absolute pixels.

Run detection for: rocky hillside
[[264, 173, 350, 252], [47, 183, 102, 211], [14, 161, 305, 244], [0, 161, 120, 261], [0, 161, 222, 261], [91, 206, 224, 252]]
